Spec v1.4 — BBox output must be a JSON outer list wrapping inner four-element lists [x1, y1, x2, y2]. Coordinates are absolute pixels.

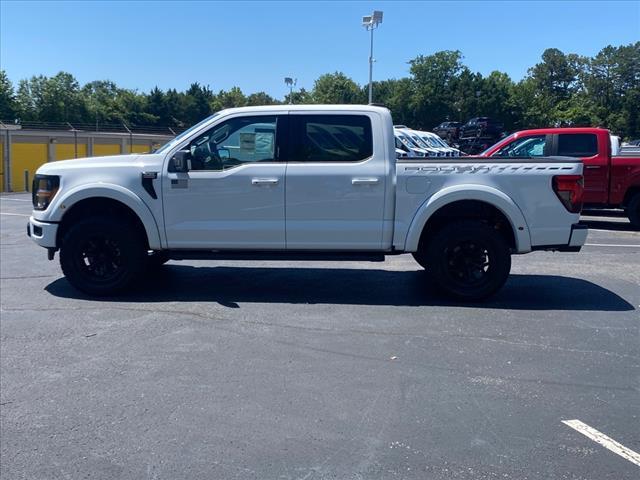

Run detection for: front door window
[[189, 116, 278, 170]]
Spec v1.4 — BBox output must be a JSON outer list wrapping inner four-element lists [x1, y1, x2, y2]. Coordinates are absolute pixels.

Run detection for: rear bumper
[[27, 216, 58, 248], [531, 223, 588, 252], [568, 223, 588, 248]]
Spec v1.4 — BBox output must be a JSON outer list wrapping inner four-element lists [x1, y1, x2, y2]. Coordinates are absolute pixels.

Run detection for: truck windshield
[[421, 135, 441, 148], [432, 136, 449, 148], [481, 134, 514, 156], [154, 113, 222, 154], [399, 133, 421, 150]]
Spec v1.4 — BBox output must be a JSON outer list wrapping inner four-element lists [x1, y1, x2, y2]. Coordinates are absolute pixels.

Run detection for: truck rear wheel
[[425, 220, 511, 301], [60, 217, 146, 296], [627, 193, 640, 229]]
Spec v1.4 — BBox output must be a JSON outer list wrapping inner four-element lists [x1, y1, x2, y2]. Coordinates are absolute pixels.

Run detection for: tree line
[[1, 42, 638, 139]]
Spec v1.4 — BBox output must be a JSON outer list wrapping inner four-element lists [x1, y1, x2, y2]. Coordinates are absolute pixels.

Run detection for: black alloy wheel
[[60, 217, 146, 296], [425, 220, 511, 301]]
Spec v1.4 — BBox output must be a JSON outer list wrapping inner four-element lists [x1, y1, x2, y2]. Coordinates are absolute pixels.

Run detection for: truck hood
[[36, 154, 163, 175]]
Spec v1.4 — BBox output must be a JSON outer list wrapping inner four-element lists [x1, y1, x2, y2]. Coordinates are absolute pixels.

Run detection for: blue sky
[[1, 1, 638, 99]]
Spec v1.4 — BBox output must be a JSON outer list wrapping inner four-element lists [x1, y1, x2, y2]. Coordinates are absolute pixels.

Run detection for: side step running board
[[167, 250, 387, 262]]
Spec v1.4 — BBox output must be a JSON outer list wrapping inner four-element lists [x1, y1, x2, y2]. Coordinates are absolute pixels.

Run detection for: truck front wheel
[[425, 220, 511, 301], [627, 193, 640, 229], [59, 217, 146, 296]]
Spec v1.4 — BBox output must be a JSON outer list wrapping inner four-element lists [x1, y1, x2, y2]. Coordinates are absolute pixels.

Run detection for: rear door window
[[557, 134, 598, 157], [290, 115, 373, 162]]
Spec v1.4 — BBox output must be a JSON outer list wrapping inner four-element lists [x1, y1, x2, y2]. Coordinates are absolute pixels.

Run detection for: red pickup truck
[[481, 127, 640, 228]]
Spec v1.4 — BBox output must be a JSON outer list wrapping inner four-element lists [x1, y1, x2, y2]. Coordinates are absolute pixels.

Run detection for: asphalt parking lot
[[1, 193, 638, 480]]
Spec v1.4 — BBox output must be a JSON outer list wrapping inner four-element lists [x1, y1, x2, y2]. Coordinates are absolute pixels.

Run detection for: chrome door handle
[[252, 178, 279, 185], [352, 177, 380, 185], [585, 165, 601, 170]]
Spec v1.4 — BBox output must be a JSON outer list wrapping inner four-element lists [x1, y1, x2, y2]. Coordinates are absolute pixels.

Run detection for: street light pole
[[368, 25, 374, 104], [362, 10, 383, 105]]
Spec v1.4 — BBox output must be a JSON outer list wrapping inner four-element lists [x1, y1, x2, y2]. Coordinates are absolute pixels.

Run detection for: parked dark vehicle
[[459, 117, 504, 139], [457, 137, 496, 155], [456, 117, 505, 155], [433, 121, 462, 143]]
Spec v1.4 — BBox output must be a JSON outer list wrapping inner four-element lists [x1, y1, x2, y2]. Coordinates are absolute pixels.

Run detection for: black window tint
[[292, 115, 373, 162], [557, 134, 598, 157]]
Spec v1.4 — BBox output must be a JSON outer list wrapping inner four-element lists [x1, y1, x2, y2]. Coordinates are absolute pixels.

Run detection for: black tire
[[412, 250, 429, 270], [425, 220, 511, 301], [60, 216, 147, 296], [146, 251, 170, 270], [627, 193, 640, 230]]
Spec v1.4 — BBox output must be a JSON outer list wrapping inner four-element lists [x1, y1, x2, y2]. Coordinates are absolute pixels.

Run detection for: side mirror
[[171, 150, 190, 172]]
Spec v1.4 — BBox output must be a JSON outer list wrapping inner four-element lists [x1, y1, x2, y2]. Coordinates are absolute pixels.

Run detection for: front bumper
[[27, 216, 58, 248]]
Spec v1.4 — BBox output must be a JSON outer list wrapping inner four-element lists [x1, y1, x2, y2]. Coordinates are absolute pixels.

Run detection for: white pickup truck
[[28, 105, 587, 300]]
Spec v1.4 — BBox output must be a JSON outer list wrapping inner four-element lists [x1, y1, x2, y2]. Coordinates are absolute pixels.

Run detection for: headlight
[[32, 175, 60, 211]]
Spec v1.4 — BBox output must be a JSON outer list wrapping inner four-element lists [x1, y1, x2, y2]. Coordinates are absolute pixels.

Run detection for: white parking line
[[589, 228, 638, 234], [0, 213, 30, 217], [0, 198, 30, 202], [585, 243, 640, 248], [562, 419, 640, 466]]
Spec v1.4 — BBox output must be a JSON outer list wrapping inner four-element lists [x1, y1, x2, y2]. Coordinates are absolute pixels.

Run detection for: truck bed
[[393, 156, 584, 252]]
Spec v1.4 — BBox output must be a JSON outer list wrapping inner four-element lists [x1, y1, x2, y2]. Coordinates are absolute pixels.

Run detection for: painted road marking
[[0, 213, 30, 217], [585, 243, 640, 248], [589, 228, 638, 233], [0, 198, 31, 202], [562, 419, 640, 466]]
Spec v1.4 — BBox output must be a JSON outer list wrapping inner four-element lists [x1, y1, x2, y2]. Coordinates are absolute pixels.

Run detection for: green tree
[[83, 80, 124, 125], [371, 78, 416, 126], [477, 71, 518, 131], [38, 72, 86, 123], [311, 72, 364, 104], [146, 86, 167, 125], [284, 87, 313, 105], [409, 50, 465, 128], [450, 67, 483, 124], [213, 87, 247, 110], [115, 88, 155, 126], [246, 91, 279, 106], [0, 71, 17, 121], [529, 48, 584, 102], [163, 88, 186, 127], [584, 42, 640, 137], [15, 75, 46, 121], [183, 83, 213, 124]]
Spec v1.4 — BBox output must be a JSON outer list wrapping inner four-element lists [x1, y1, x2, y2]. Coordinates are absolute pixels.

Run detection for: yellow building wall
[[94, 144, 121, 157], [131, 144, 151, 154], [0, 141, 4, 192], [11, 143, 48, 191], [56, 143, 87, 161]]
